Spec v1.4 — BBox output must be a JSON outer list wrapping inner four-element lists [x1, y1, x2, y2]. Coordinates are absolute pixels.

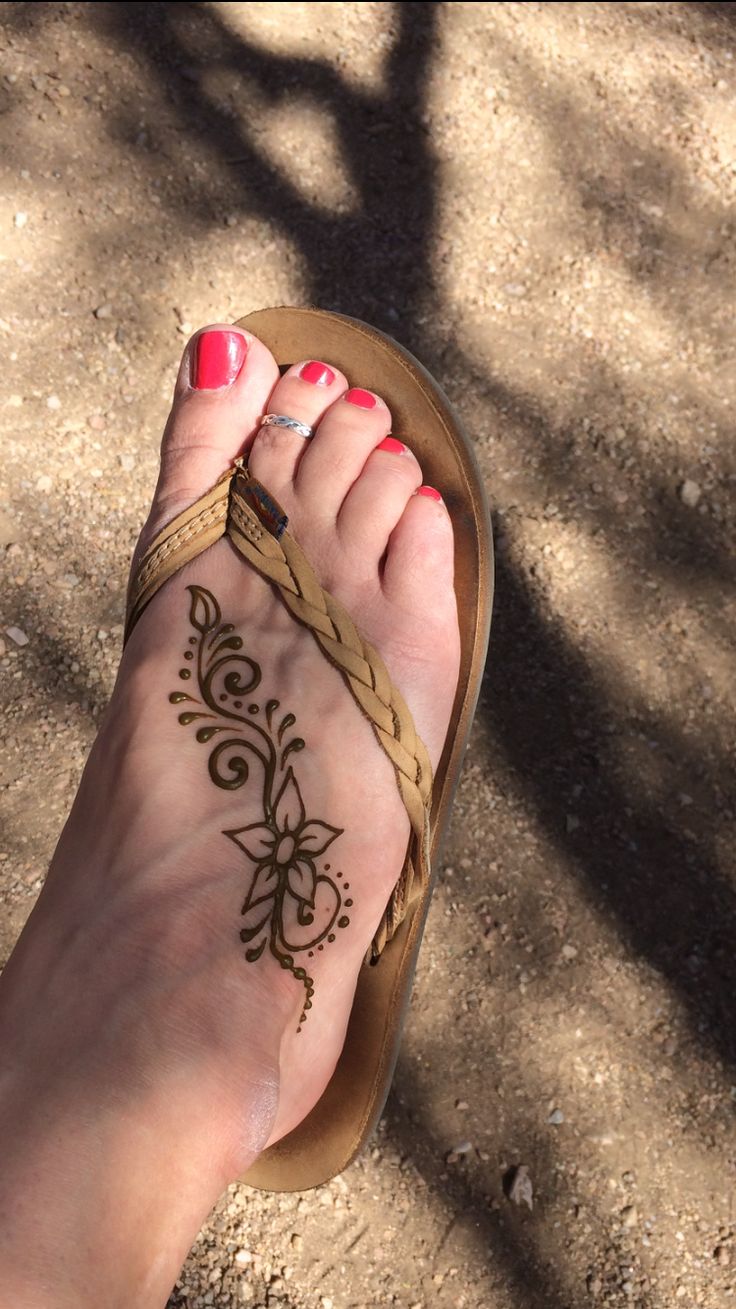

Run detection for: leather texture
[[127, 307, 493, 1191]]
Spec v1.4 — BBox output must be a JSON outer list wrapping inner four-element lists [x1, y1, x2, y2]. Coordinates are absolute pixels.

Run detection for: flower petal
[[273, 768, 305, 834], [287, 858, 317, 909], [242, 862, 278, 914], [297, 819, 342, 857], [225, 822, 276, 861]]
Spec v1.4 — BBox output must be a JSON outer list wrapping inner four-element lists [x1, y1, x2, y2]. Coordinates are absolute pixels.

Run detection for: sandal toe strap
[[126, 462, 433, 958]]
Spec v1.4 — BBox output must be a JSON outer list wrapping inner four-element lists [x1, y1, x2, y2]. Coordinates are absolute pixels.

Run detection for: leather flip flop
[[126, 307, 493, 1192]]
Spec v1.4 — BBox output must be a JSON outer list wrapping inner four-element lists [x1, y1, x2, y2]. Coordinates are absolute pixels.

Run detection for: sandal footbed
[[233, 308, 493, 1192]]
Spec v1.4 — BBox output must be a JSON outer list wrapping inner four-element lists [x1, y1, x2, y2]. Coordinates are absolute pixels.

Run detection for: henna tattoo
[[170, 585, 350, 1030]]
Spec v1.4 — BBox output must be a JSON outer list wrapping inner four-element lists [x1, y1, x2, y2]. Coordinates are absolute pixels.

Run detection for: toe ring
[[261, 413, 314, 440]]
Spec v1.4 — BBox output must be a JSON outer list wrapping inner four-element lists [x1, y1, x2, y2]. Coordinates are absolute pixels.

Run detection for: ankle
[[0, 1057, 278, 1308]]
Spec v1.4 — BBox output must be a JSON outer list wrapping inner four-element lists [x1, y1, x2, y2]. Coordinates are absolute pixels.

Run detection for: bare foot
[[0, 324, 460, 1307]]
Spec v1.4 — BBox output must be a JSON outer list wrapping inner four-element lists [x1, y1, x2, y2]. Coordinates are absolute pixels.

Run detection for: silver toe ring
[[260, 413, 314, 440]]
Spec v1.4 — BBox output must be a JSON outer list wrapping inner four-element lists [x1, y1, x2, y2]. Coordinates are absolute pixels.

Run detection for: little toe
[[295, 388, 392, 520], [382, 486, 456, 610], [337, 438, 422, 572], [150, 324, 279, 539], [247, 359, 347, 499]]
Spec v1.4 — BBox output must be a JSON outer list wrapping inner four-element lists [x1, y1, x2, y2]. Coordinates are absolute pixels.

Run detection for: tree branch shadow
[[4, 2, 735, 1304]]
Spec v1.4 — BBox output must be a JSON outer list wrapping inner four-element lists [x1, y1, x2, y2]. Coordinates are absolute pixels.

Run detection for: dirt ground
[[1, 2, 735, 1306]]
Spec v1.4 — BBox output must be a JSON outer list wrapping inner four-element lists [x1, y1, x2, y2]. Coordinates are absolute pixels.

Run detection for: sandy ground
[[1, 2, 735, 1306]]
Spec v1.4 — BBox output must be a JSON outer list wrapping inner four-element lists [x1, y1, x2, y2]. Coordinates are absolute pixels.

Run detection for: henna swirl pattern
[[170, 585, 349, 1030]]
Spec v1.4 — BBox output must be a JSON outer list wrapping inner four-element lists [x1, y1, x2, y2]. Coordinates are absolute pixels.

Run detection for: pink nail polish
[[193, 330, 247, 390], [299, 360, 335, 386], [416, 485, 442, 502], [346, 387, 377, 410], [377, 437, 406, 454]]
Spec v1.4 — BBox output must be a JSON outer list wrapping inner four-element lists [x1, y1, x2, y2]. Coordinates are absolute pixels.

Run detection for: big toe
[[142, 324, 279, 551]]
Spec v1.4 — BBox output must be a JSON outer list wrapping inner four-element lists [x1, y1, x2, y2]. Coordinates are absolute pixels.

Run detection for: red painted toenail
[[377, 436, 406, 454], [416, 485, 442, 501], [345, 387, 377, 409], [193, 330, 247, 390], [299, 360, 335, 386]]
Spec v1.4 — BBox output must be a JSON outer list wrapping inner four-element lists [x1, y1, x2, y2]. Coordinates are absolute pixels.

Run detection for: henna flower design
[[228, 768, 340, 924], [170, 585, 351, 1030]]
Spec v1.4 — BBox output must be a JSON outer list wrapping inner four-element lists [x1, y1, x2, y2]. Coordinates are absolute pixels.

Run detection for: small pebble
[[5, 626, 29, 647], [14, 211, 28, 229], [88, 414, 106, 431], [455, 1099, 469, 1111], [234, 1250, 252, 1266], [716, 1246, 732, 1267], [562, 944, 578, 960], [621, 1204, 638, 1228], [679, 479, 701, 507], [94, 303, 114, 319], [446, 1140, 473, 1164], [35, 474, 52, 494], [118, 452, 135, 472], [46, 394, 61, 411], [507, 1164, 533, 1210], [548, 1108, 564, 1125], [289, 1233, 303, 1252], [97, 629, 109, 642]]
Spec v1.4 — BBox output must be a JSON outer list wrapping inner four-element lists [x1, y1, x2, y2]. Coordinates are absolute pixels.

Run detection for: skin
[[0, 325, 460, 1308]]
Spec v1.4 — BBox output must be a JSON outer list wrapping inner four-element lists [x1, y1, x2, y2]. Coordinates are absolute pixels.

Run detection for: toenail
[[416, 485, 443, 502], [299, 360, 335, 387], [192, 330, 247, 390], [377, 437, 406, 454], [345, 387, 377, 410]]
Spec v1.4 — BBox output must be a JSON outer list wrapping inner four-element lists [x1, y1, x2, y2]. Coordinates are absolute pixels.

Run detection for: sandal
[[125, 306, 493, 1191]]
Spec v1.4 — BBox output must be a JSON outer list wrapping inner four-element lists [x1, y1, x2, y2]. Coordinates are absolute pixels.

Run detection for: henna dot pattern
[[170, 585, 353, 1030]]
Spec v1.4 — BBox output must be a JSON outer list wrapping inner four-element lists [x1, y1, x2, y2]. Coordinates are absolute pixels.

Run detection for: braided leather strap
[[126, 462, 433, 958]]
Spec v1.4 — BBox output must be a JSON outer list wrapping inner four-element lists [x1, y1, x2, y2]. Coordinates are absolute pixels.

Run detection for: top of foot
[[7, 322, 461, 1183]]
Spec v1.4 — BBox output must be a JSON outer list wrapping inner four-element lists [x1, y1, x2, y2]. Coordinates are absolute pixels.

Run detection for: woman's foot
[[0, 324, 460, 1306]]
